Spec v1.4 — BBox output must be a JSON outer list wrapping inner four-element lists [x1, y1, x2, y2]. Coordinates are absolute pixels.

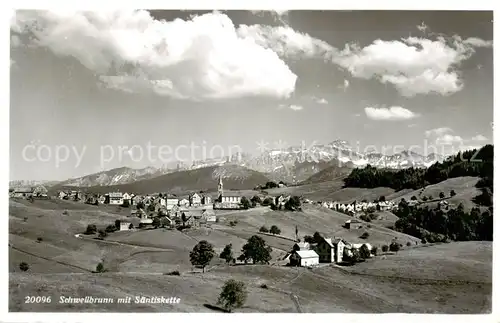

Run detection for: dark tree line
[[343, 145, 493, 192], [394, 199, 493, 242]]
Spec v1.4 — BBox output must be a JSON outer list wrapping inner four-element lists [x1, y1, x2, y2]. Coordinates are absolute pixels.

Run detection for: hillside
[[9, 198, 491, 313], [50, 165, 270, 195], [298, 162, 352, 185]]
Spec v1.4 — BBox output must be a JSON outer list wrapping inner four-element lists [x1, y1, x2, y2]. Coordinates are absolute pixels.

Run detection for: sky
[[10, 10, 494, 181]]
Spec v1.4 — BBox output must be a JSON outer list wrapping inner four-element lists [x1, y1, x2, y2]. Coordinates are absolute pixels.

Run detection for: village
[[9, 177, 405, 268]]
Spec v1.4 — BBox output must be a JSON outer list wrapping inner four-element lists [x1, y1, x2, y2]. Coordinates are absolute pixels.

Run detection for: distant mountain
[[50, 165, 270, 195], [41, 139, 447, 189], [55, 166, 173, 187], [9, 180, 60, 189]]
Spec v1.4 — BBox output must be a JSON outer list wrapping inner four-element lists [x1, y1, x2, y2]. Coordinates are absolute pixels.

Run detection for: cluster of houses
[[9, 185, 49, 199], [319, 200, 398, 215], [287, 237, 373, 267]]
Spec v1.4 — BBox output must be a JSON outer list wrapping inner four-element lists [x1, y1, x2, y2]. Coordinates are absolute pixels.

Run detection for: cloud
[[237, 24, 334, 59], [435, 134, 464, 145], [11, 10, 298, 100], [471, 134, 488, 141], [425, 127, 453, 137], [311, 96, 328, 104], [463, 37, 493, 48], [338, 78, 350, 91], [288, 104, 303, 111], [333, 35, 493, 97], [364, 106, 418, 121]]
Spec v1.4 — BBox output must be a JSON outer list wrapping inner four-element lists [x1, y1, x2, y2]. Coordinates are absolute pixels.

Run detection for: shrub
[[439, 192, 445, 199], [450, 190, 456, 197], [371, 246, 378, 256], [19, 262, 29, 272], [260, 284, 268, 289], [389, 241, 401, 252], [62, 210, 69, 215], [269, 225, 281, 235], [381, 245, 389, 252], [422, 196, 428, 202], [36, 237, 43, 243], [95, 262, 105, 273], [360, 232, 370, 239], [259, 226, 269, 233], [105, 224, 117, 233], [406, 242, 412, 247], [165, 270, 180, 276], [411, 196, 417, 201], [98, 230, 108, 239], [85, 224, 97, 235], [262, 197, 273, 206]]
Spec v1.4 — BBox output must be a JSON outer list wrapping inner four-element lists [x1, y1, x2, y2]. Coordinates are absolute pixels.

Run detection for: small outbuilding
[[289, 250, 319, 267]]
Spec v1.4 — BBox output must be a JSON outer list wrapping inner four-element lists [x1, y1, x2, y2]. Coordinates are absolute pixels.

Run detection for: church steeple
[[218, 176, 224, 197]]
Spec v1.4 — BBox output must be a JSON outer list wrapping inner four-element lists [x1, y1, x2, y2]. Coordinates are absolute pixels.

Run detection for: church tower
[[217, 176, 224, 200]]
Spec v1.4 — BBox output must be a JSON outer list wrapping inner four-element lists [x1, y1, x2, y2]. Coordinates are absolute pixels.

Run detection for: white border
[[2, 1, 498, 323]]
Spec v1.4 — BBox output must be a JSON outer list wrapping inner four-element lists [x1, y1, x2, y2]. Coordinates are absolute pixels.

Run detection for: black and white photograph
[[8, 7, 495, 315]]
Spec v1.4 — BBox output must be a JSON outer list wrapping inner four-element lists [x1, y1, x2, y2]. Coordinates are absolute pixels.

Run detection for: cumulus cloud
[[471, 134, 488, 141], [425, 127, 453, 137], [11, 10, 298, 100], [288, 104, 303, 111], [364, 106, 418, 121], [333, 35, 493, 97], [463, 37, 493, 48], [435, 134, 464, 145], [311, 96, 328, 104]]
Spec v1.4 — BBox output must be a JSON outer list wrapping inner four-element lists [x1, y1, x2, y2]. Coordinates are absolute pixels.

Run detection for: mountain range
[[11, 140, 446, 189]]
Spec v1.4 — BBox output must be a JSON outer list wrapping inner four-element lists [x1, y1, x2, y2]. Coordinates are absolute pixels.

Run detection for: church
[[213, 176, 242, 210]]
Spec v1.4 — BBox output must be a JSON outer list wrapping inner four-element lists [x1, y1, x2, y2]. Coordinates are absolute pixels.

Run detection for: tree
[[303, 235, 314, 243], [136, 201, 145, 209], [147, 203, 156, 213], [422, 196, 428, 202], [439, 192, 445, 199], [269, 225, 281, 235], [241, 235, 272, 264], [129, 223, 134, 230], [313, 231, 323, 243], [270, 203, 278, 210], [259, 226, 269, 233], [181, 212, 188, 226], [240, 196, 251, 209], [217, 279, 248, 312], [95, 262, 105, 273], [105, 224, 117, 233], [220, 244, 234, 264], [360, 231, 369, 239], [19, 262, 29, 272], [379, 196, 386, 202], [381, 245, 389, 252], [251, 195, 262, 205], [284, 196, 301, 211], [359, 244, 371, 259], [98, 230, 108, 239], [85, 224, 97, 235], [450, 190, 456, 197], [122, 199, 130, 208], [389, 241, 400, 252], [411, 196, 417, 201], [37, 237, 43, 243], [262, 197, 273, 206], [115, 220, 121, 230], [189, 240, 215, 273], [152, 217, 161, 229]]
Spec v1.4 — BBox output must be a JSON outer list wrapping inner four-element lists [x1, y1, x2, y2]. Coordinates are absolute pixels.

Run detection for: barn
[[289, 250, 319, 267]]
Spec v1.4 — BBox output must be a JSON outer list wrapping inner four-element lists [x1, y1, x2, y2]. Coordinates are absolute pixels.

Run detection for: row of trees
[[241, 195, 301, 212], [394, 199, 493, 242], [259, 225, 281, 235], [343, 145, 493, 192], [190, 235, 273, 272]]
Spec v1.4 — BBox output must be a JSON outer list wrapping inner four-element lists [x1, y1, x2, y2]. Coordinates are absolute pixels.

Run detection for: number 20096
[[25, 296, 51, 303]]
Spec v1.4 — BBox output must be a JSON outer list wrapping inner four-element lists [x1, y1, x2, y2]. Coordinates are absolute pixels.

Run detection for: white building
[[289, 250, 319, 267], [119, 222, 131, 231]]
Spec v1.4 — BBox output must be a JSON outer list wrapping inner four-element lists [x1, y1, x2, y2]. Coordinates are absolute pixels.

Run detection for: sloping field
[[9, 197, 491, 313]]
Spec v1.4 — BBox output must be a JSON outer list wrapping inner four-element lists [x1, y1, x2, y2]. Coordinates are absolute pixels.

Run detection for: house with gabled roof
[[189, 192, 202, 207], [289, 249, 319, 267]]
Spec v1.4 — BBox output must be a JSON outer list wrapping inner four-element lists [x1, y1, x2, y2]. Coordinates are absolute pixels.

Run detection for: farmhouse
[[106, 192, 124, 205], [12, 187, 34, 198], [33, 185, 48, 197], [165, 196, 179, 210], [178, 198, 189, 207], [122, 193, 132, 205], [119, 222, 131, 231], [289, 250, 319, 267], [201, 195, 212, 205], [201, 209, 216, 223], [189, 193, 202, 207], [292, 242, 311, 251]]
